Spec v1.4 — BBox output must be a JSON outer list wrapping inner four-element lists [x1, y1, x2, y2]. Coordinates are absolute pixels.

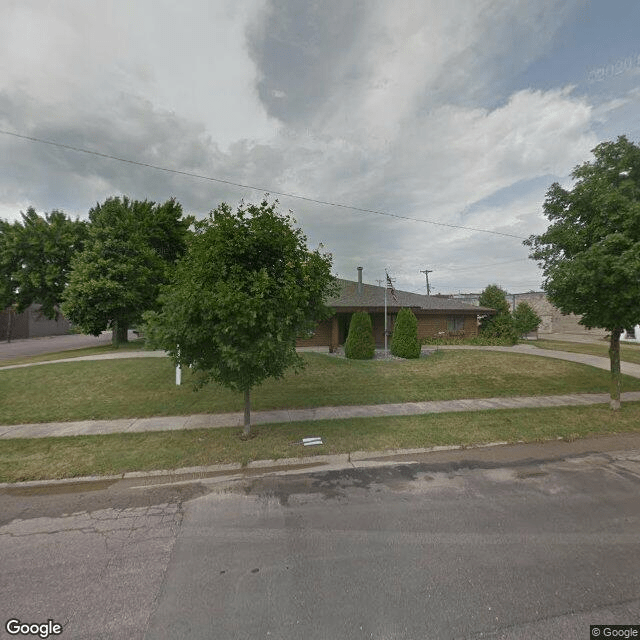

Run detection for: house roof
[[328, 278, 495, 315]]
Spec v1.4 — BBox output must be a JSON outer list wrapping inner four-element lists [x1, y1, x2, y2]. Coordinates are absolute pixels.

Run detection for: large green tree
[[62, 196, 192, 344], [526, 135, 640, 409], [0, 209, 87, 341], [143, 199, 338, 436], [13, 208, 88, 319], [0, 219, 20, 341]]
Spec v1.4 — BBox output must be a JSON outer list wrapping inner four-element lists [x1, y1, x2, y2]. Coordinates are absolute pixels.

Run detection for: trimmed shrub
[[513, 302, 541, 337], [478, 284, 511, 333], [478, 284, 518, 344], [345, 312, 375, 359], [480, 313, 519, 344], [391, 308, 421, 358]]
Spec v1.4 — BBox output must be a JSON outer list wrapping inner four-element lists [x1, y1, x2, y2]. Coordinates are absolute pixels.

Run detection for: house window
[[447, 316, 465, 332]]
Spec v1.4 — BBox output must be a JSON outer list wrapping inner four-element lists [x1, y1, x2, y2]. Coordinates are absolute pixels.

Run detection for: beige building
[[507, 292, 607, 337]]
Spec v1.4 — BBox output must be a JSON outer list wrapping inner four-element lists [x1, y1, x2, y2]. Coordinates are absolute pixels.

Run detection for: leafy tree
[[12, 208, 88, 319], [512, 302, 541, 337], [478, 284, 517, 343], [390, 308, 421, 358], [344, 312, 375, 360], [62, 196, 192, 344], [0, 219, 20, 341], [525, 135, 640, 409], [143, 199, 338, 436], [0, 209, 87, 341]]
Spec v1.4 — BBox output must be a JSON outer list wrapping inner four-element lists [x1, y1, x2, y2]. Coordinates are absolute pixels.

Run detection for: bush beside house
[[478, 285, 519, 344], [345, 312, 375, 359], [390, 308, 421, 358], [513, 302, 542, 337]]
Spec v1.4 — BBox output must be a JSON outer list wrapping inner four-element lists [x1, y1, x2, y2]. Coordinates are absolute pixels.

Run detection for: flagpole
[[384, 282, 388, 353]]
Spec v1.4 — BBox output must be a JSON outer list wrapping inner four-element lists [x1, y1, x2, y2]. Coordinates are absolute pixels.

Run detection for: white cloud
[[0, 0, 277, 149]]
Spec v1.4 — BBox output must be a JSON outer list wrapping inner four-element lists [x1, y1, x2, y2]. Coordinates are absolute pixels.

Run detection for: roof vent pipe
[[357, 266, 363, 295]]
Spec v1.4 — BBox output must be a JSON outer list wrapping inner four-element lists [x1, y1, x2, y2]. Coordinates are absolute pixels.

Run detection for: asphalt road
[[0, 331, 137, 361], [1, 448, 639, 639]]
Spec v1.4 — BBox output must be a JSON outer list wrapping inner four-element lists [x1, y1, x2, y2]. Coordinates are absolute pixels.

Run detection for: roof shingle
[[329, 279, 494, 314]]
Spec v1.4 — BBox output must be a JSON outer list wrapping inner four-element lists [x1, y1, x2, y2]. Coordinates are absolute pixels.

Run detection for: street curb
[[0, 439, 552, 490]]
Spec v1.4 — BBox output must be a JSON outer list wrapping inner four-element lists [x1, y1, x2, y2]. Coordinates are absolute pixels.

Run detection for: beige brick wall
[[510, 292, 607, 336]]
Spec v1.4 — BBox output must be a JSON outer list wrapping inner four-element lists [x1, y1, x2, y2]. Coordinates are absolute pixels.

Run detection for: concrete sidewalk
[[2, 343, 640, 440], [3, 391, 640, 440]]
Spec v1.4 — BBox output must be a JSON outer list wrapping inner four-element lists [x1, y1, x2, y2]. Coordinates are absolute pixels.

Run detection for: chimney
[[357, 266, 363, 295]]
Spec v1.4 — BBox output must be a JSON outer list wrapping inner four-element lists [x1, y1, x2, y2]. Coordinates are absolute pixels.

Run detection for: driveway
[[0, 331, 137, 361]]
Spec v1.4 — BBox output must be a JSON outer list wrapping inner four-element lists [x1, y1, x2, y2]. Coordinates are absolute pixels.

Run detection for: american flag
[[386, 270, 398, 302]]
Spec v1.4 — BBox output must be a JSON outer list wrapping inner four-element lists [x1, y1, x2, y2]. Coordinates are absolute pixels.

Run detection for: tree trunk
[[6, 307, 14, 343], [112, 320, 128, 346], [609, 328, 622, 410], [243, 388, 251, 436]]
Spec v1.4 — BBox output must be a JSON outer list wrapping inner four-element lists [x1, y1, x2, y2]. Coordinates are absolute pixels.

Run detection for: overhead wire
[[0, 128, 528, 240]]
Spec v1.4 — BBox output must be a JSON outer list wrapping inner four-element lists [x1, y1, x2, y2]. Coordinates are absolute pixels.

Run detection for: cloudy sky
[[1, 0, 639, 294]]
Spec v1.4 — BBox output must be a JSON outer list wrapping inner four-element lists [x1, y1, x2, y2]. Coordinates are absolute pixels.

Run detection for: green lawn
[[2, 402, 640, 483], [2, 350, 640, 426], [530, 339, 640, 365]]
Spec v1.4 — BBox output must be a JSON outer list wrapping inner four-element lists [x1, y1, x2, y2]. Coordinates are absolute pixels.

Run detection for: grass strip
[[3, 351, 640, 425], [531, 339, 640, 365], [2, 402, 640, 483]]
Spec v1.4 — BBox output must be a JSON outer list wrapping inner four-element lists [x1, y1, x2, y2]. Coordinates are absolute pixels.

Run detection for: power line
[[0, 128, 527, 240], [443, 258, 533, 272]]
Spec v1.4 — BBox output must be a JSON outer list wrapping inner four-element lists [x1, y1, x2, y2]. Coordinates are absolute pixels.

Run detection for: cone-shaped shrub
[[344, 312, 375, 359], [390, 308, 421, 358]]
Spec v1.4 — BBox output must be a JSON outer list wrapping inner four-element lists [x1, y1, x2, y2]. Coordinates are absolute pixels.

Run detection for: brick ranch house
[[297, 267, 495, 351]]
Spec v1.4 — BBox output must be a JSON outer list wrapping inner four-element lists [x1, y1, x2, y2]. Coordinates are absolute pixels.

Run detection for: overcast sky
[[1, 0, 639, 294]]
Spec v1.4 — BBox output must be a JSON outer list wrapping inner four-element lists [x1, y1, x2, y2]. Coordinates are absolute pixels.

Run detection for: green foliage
[[62, 196, 192, 343], [0, 208, 87, 319], [477, 284, 517, 343], [512, 302, 541, 337], [390, 308, 421, 358], [525, 135, 640, 408], [344, 312, 375, 359], [143, 199, 338, 432], [526, 136, 640, 332], [478, 285, 510, 322], [480, 314, 519, 344], [0, 218, 20, 311]]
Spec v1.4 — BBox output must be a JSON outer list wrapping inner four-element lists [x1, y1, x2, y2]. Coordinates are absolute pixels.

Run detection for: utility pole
[[420, 269, 433, 295]]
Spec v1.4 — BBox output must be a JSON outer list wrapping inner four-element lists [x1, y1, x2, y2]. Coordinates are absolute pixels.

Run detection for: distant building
[[442, 290, 608, 337], [506, 292, 607, 337], [0, 304, 72, 341]]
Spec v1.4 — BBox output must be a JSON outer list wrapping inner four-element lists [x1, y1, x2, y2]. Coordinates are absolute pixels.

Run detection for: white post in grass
[[384, 282, 388, 354], [176, 346, 182, 386]]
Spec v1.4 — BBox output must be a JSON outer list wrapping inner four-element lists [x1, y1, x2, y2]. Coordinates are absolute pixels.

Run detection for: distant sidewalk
[[3, 391, 640, 440], [4, 343, 640, 377]]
